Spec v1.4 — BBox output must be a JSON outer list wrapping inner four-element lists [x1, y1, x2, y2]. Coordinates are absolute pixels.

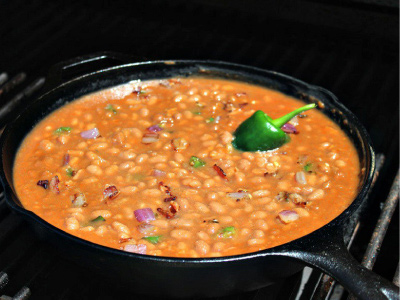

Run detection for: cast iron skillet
[[1, 52, 398, 299]]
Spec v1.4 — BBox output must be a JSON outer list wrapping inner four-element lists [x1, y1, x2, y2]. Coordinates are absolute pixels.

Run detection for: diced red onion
[[282, 123, 298, 134], [37, 180, 49, 189], [142, 133, 159, 144], [63, 153, 70, 165], [80, 128, 100, 139], [124, 244, 147, 254], [288, 116, 299, 126], [147, 125, 163, 132], [134, 208, 156, 223], [137, 223, 156, 234], [278, 210, 299, 224], [295, 171, 307, 185], [227, 192, 251, 200], [152, 169, 166, 177]]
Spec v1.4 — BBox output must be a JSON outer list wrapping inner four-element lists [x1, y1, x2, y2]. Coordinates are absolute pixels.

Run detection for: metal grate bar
[[11, 287, 30, 300], [361, 169, 399, 269], [0, 74, 26, 99], [394, 264, 399, 287], [0, 74, 8, 87], [0, 78, 45, 128], [0, 272, 8, 291]]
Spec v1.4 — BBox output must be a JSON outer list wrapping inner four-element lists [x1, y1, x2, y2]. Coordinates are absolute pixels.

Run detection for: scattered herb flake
[[193, 111, 201, 115], [142, 235, 162, 244], [304, 163, 314, 173], [66, 167, 76, 177], [189, 156, 206, 168]]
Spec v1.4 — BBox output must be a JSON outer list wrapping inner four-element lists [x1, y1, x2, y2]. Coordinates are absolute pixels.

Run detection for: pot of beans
[[0, 52, 398, 299]]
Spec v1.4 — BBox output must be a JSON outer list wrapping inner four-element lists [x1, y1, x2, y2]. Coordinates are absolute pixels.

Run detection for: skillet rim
[[0, 59, 375, 264]]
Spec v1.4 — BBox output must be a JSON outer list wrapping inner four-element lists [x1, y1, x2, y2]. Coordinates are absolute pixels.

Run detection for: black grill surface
[[0, 1, 398, 299]]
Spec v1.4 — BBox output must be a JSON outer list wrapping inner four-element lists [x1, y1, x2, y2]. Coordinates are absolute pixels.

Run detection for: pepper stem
[[271, 103, 317, 128]]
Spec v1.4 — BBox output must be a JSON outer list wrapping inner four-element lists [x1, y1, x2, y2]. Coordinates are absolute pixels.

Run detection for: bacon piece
[[37, 180, 49, 189], [158, 182, 179, 217], [71, 192, 87, 207], [119, 237, 133, 244], [103, 185, 119, 202], [213, 164, 228, 181], [169, 201, 180, 214], [223, 102, 235, 112], [264, 171, 278, 177], [164, 196, 177, 202], [288, 193, 308, 207], [171, 138, 188, 151], [132, 87, 142, 95], [159, 181, 177, 202], [159, 181, 171, 194], [157, 207, 174, 219], [63, 154, 70, 166], [276, 191, 289, 202], [49, 176, 60, 194], [238, 103, 248, 109]]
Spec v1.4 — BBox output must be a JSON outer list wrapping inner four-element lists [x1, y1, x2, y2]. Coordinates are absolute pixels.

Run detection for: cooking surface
[[0, 0, 398, 299]]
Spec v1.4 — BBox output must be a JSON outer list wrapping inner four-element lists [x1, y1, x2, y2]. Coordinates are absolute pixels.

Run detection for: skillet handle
[[286, 231, 399, 300], [42, 51, 144, 92]]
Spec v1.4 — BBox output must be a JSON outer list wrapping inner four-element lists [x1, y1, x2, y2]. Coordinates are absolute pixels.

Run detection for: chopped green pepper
[[304, 163, 314, 173], [206, 117, 215, 123], [232, 103, 316, 151], [90, 216, 106, 224], [189, 156, 206, 168], [105, 104, 117, 114], [219, 226, 236, 238], [66, 167, 75, 177], [54, 127, 71, 135], [142, 235, 162, 244]]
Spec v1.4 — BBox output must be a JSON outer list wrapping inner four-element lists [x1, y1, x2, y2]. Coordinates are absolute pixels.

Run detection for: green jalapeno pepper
[[232, 103, 317, 151]]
